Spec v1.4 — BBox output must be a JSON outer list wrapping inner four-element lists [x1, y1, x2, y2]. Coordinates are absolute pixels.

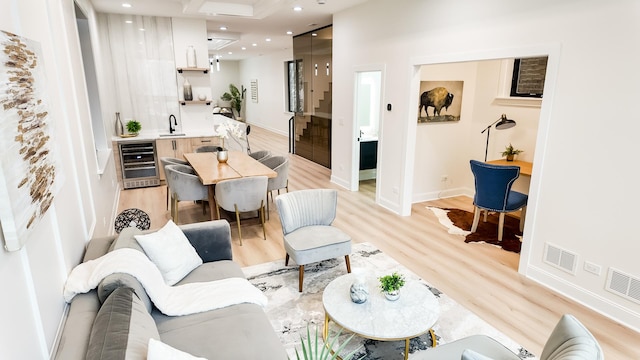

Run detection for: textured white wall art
[[0, 30, 61, 251]]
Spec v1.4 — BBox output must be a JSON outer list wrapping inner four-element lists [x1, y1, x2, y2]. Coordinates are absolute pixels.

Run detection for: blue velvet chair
[[469, 160, 528, 241]]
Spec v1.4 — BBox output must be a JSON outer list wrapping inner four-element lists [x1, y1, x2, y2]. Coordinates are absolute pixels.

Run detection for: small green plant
[[126, 120, 141, 134], [501, 143, 523, 157], [293, 324, 360, 360], [378, 272, 405, 293]]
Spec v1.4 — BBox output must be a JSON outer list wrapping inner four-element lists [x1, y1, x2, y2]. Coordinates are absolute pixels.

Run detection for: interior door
[[354, 70, 382, 197]]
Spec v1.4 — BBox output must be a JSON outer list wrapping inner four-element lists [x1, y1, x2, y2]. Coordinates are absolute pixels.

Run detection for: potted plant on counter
[[378, 272, 405, 301], [122, 119, 141, 137], [501, 143, 523, 161]]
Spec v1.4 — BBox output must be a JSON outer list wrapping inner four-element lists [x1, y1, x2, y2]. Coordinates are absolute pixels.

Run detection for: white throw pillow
[[147, 338, 207, 360], [135, 220, 203, 285]]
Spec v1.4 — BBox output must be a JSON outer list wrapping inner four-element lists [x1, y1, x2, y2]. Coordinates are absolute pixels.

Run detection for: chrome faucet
[[169, 114, 177, 134]]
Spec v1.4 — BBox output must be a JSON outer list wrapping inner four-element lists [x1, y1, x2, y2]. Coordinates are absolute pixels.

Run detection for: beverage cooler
[[119, 141, 160, 189]]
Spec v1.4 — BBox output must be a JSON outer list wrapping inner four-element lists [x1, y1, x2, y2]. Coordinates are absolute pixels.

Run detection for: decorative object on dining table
[[216, 149, 229, 163], [114, 112, 124, 136], [501, 143, 523, 161], [378, 272, 405, 301], [212, 119, 244, 150], [186, 45, 196, 68], [183, 78, 193, 101], [481, 113, 516, 161], [122, 119, 141, 137]]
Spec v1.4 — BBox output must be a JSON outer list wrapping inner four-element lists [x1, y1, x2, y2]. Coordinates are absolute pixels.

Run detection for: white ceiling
[[90, 0, 369, 61]]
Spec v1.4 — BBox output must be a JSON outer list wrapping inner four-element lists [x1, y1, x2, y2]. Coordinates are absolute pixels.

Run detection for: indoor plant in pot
[[220, 83, 242, 119], [124, 119, 141, 137], [378, 272, 405, 301], [501, 143, 523, 161]]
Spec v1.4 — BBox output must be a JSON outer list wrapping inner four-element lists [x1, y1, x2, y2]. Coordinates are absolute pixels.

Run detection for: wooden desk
[[486, 159, 532, 176], [183, 151, 277, 219]]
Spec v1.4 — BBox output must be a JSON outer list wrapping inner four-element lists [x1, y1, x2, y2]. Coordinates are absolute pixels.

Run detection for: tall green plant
[[220, 83, 242, 114], [293, 325, 361, 360]]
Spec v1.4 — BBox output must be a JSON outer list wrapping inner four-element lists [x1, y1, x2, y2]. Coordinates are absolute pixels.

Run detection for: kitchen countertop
[[111, 129, 219, 142]]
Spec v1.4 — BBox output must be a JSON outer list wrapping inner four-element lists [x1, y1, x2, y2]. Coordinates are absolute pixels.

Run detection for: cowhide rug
[[428, 207, 523, 253]]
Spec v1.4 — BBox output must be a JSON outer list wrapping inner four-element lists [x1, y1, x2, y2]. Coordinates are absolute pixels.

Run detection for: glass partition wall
[[292, 26, 332, 168]]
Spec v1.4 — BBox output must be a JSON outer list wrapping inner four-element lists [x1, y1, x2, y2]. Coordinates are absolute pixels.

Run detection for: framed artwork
[[417, 80, 463, 123], [0, 30, 62, 251]]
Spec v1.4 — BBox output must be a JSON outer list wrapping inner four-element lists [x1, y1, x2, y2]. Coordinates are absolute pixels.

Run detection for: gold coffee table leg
[[323, 313, 330, 341]]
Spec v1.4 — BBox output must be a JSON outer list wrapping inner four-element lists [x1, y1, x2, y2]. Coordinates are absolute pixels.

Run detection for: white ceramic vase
[[186, 46, 196, 68]]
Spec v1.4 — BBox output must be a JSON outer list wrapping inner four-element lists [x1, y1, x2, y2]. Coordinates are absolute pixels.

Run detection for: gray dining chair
[[159, 157, 190, 210], [164, 164, 208, 224], [260, 155, 289, 217], [275, 189, 352, 292], [214, 176, 268, 245], [248, 150, 271, 162]]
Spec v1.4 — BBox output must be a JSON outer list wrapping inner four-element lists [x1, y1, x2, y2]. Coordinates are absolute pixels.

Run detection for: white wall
[[333, 0, 640, 331], [240, 48, 293, 137], [0, 0, 120, 357]]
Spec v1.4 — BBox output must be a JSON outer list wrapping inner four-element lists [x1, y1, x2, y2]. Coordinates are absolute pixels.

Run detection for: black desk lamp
[[481, 114, 516, 161]]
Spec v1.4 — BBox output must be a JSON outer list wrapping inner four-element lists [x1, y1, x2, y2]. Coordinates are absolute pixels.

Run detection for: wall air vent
[[543, 243, 577, 275], [606, 268, 640, 304]]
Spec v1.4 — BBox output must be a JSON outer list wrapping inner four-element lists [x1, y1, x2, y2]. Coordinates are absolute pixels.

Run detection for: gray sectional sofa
[[54, 220, 287, 360]]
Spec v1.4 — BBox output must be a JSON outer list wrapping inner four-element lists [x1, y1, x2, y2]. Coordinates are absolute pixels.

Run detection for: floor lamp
[[481, 114, 516, 161]]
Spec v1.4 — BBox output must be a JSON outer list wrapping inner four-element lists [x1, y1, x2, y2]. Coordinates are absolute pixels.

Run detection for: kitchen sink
[[158, 133, 186, 137]]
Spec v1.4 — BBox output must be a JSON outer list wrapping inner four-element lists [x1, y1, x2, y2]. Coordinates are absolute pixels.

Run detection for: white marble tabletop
[[322, 273, 440, 340]]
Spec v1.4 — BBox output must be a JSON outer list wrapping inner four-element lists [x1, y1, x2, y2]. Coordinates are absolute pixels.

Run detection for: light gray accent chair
[[260, 155, 289, 217], [414, 314, 603, 360], [248, 149, 271, 162], [275, 189, 352, 292], [159, 157, 190, 210], [214, 176, 268, 246], [195, 145, 221, 153], [164, 164, 208, 224]]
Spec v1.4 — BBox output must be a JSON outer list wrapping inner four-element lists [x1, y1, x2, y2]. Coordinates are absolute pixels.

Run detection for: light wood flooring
[[117, 126, 639, 359]]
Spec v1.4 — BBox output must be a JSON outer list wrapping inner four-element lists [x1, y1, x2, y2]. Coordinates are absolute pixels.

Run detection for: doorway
[[353, 69, 383, 200]]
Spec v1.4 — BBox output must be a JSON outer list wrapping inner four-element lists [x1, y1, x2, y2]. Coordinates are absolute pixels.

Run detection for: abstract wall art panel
[[0, 30, 61, 251]]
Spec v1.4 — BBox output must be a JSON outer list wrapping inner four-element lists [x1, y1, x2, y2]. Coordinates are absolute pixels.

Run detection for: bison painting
[[419, 87, 454, 117]]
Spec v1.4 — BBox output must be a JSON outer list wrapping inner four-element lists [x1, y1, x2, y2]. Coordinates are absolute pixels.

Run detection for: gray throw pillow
[[86, 287, 159, 360]]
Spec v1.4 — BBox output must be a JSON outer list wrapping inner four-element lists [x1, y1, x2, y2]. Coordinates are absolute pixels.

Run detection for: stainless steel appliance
[[119, 140, 160, 189]]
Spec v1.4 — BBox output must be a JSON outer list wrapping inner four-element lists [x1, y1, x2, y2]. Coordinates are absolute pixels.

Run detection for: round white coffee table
[[322, 273, 440, 359]]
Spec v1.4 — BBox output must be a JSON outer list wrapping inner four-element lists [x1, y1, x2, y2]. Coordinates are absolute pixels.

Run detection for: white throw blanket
[[63, 248, 267, 316]]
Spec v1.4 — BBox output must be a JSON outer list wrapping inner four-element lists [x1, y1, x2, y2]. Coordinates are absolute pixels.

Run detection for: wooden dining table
[[183, 151, 277, 220]]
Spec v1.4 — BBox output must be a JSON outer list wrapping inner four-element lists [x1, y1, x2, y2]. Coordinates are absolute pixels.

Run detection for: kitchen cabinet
[[156, 138, 191, 180], [191, 136, 222, 151]]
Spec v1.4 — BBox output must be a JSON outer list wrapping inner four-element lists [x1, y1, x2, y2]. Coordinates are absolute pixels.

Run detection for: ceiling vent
[[543, 243, 577, 275], [207, 31, 240, 51]]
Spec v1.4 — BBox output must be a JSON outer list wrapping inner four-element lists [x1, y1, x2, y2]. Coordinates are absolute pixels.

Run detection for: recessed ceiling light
[[122, 3, 132, 8], [265, 38, 271, 42], [311, 33, 317, 37], [252, 43, 257, 47], [125, 20, 132, 24], [219, 26, 227, 31], [241, 47, 247, 50], [286, 31, 293, 35], [293, 6, 302, 11], [139, 28, 145, 31], [228, 51, 232, 55]]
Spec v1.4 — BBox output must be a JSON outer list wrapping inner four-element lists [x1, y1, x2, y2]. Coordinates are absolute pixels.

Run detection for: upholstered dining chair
[[260, 155, 289, 217], [159, 157, 190, 210], [214, 176, 268, 245], [275, 189, 352, 292], [195, 145, 222, 153], [248, 150, 271, 162], [164, 164, 208, 224], [469, 160, 528, 241]]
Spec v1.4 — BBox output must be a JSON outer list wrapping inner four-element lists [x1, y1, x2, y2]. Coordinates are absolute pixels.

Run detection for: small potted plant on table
[[501, 143, 523, 161], [378, 272, 405, 301]]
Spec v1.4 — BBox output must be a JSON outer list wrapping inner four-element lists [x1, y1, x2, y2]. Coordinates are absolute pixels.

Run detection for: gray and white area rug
[[243, 242, 536, 359]]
